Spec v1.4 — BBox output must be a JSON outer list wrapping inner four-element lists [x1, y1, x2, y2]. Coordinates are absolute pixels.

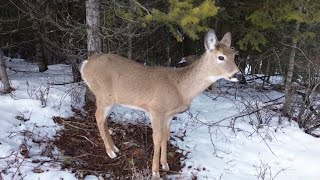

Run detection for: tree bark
[[127, 0, 134, 60], [36, 40, 48, 72], [85, 0, 101, 104], [166, 35, 171, 67], [127, 23, 133, 59], [70, 57, 82, 82], [0, 49, 11, 93], [86, 0, 101, 56], [283, 19, 301, 117], [239, 56, 248, 84], [32, 18, 48, 72]]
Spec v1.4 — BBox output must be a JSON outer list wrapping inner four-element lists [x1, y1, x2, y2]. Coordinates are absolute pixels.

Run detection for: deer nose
[[233, 72, 242, 81]]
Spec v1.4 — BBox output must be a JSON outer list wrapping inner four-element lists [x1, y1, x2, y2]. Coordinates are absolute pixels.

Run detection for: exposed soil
[[52, 104, 186, 179]]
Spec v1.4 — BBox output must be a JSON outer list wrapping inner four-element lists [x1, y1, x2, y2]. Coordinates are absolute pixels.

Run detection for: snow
[[1, 58, 320, 180], [173, 96, 320, 180]]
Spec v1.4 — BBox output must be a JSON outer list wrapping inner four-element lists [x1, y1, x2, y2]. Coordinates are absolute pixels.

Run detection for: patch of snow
[[0, 58, 82, 179], [1, 57, 320, 180]]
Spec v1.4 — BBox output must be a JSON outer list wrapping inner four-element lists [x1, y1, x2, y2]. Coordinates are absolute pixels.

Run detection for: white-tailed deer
[[81, 29, 241, 179], [177, 55, 200, 66], [177, 55, 217, 93]]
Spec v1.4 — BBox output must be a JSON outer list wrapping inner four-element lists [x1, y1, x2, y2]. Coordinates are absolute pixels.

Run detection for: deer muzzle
[[230, 72, 242, 82]]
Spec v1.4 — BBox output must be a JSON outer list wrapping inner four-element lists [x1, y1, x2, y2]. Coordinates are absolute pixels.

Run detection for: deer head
[[203, 30, 241, 82]]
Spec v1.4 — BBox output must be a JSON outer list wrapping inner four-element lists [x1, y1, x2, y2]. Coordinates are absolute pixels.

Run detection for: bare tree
[[283, 14, 301, 116], [27, 0, 48, 72], [85, 0, 101, 103], [70, 57, 82, 82], [126, 0, 134, 60], [86, 0, 101, 56], [0, 49, 11, 93]]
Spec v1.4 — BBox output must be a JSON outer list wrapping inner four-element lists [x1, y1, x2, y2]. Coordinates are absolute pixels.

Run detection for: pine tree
[[236, 0, 320, 117]]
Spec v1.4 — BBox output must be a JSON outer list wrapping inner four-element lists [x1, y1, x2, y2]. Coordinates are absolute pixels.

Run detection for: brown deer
[[177, 55, 217, 93], [177, 55, 200, 66], [81, 29, 241, 179]]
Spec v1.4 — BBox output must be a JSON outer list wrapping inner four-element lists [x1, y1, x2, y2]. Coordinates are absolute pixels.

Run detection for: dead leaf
[[19, 144, 28, 158], [32, 168, 44, 173]]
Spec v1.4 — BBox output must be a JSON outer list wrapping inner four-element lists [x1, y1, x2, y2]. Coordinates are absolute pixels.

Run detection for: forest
[[0, 0, 320, 180]]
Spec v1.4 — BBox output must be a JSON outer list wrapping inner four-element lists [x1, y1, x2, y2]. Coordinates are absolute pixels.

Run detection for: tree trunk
[[166, 35, 171, 67], [127, 0, 134, 60], [214, 0, 220, 33], [36, 40, 48, 72], [70, 57, 82, 82], [85, 0, 101, 104], [239, 56, 248, 84], [266, 61, 275, 83], [0, 49, 11, 93], [43, 45, 54, 65], [86, 0, 101, 56], [32, 19, 48, 72], [261, 60, 270, 89], [127, 23, 133, 59], [283, 20, 301, 117]]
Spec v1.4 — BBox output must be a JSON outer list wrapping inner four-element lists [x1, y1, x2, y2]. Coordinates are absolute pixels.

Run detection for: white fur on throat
[[207, 76, 223, 83]]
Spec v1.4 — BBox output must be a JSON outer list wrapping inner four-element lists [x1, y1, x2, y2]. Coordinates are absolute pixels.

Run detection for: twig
[[78, 135, 98, 147], [272, 168, 289, 180], [263, 95, 285, 104], [252, 122, 276, 155], [11, 156, 25, 180], [48, 81, 78, 85]]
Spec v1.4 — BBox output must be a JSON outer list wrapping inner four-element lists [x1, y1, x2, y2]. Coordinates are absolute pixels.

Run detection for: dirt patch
[[52, 105, 186, 179]]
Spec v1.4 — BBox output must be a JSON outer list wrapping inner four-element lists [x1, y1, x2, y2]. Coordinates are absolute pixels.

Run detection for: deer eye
[[218, 56, 224, 61]]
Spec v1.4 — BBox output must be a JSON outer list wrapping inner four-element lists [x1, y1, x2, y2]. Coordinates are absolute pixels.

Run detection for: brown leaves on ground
[[52, 105, 186, 179]]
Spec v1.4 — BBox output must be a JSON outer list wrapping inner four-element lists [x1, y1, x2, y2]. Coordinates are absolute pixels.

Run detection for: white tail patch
[[80, 60, 88, 76], [81, 60, 90, 87]]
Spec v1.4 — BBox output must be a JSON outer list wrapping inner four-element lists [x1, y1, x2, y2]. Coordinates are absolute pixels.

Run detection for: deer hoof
[[161, 163, 170, 171], [113, 145, 120, 153], [152, 171, 161, 180], [106, 149, 117, 159]]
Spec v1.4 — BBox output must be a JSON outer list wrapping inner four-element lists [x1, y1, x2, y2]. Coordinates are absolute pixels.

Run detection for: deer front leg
[[95, 106, 119, 159], [151, 113, 165, 179], [160, 118, 171, 171], [211, 83, 216, 93]]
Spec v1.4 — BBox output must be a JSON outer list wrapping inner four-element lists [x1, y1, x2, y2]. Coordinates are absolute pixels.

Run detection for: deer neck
[[176, 53, 216, 101]]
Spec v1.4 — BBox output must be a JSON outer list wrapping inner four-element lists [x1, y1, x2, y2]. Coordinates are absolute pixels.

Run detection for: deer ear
[[220, 32, 232, 47], [204, 29, 217, 51]]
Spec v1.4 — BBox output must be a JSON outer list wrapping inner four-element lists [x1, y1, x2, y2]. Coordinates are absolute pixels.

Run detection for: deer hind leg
[[150, 113, 166, 179], [95, 105, 119, 159], [160, 118, 171, 171], [211, 83, 216, 94]]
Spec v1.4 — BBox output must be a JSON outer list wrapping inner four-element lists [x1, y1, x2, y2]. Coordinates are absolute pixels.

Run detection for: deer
[[81, 29, 241, 179], [177, 55, 200, 66], [177, 54, 217, 93]]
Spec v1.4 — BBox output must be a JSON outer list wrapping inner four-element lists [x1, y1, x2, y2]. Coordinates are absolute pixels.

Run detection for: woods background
[[0, 0, 320, 132]]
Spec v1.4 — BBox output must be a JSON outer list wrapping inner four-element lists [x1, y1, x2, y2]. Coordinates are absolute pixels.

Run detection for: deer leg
[[211, 83, 216, 94], [95, 105, 119, 159], [150, 113, 165, 179], [160, 118, 171, 171]]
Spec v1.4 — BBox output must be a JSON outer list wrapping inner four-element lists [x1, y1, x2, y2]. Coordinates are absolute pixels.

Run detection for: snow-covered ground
[[1, 58, 320, 180]]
